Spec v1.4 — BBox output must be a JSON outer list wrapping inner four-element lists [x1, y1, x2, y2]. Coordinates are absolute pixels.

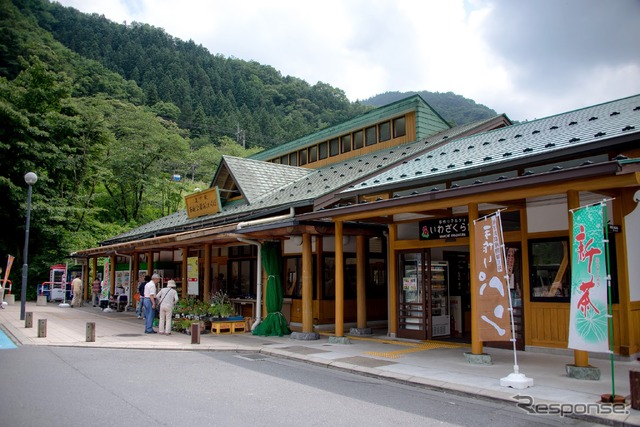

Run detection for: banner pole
[[602, 203, 616, 400]]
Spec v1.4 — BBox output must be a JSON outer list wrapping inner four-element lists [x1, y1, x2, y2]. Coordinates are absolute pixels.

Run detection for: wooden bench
[[211, 320, 246, 334]]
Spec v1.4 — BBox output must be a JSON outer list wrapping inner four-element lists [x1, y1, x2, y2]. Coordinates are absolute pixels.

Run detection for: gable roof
[[100, 114, 508, 245], [342, 94, 640, 197], [211, 156, 313, 204], [249, 95, 451, 162]]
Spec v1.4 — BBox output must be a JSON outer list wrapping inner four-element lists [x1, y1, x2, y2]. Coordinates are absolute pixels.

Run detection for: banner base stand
[[58, 303, 70, 308], [500, 372, 534, 389]]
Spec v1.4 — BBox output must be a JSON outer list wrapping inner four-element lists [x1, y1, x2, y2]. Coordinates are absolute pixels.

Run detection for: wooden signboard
[[185, 187, 221, 219]]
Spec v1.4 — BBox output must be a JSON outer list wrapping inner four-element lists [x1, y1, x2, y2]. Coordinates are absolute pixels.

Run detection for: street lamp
[[20, 172, 37, 321]]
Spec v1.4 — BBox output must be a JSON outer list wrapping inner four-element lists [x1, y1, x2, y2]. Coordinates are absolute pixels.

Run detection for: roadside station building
[[72, 93, 640, 363]]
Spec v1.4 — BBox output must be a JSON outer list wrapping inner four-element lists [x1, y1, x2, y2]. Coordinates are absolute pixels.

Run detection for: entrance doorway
[[397, 250, 451, 340]]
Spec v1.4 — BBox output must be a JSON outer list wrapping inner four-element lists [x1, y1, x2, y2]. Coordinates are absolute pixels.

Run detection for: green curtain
[[252, 242, 291, 336]]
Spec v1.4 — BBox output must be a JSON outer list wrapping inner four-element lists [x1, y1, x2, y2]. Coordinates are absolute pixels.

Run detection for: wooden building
[[72, 94, 640, 361]]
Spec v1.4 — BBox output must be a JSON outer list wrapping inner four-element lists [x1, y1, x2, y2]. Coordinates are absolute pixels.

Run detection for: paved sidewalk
[[1, 301, 638, 426]]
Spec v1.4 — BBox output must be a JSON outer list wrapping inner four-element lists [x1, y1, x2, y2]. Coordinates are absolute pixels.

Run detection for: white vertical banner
[[568, 204, 609, 353]]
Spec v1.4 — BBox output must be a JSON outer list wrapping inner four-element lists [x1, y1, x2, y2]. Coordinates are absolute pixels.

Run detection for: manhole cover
[[116, 334, 144, 337], [236, 354, 270, 361]]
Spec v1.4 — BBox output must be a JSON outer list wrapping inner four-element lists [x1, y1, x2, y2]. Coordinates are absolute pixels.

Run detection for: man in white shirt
[[143, 274, 160, 334]]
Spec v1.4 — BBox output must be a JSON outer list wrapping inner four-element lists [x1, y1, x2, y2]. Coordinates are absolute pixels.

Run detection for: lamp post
[[20, 172, 37, 321]]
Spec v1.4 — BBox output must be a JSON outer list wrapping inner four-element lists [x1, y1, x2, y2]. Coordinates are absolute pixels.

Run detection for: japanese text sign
[[420, 216, 469, 240], [473, 213, 512, 342], [185, 187, 221, 219], [568, 204, 609, 353]]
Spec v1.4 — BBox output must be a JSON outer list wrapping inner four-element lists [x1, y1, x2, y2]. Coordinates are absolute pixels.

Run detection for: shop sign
[[185, 187, 221, 219], [419, 216, 469, 240]]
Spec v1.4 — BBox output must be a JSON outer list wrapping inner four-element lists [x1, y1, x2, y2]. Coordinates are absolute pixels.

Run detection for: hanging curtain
[[252, 242, 291, 336]]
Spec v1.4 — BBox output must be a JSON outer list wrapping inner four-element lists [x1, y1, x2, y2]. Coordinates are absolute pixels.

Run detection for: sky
[[55, 0, 640, 122]]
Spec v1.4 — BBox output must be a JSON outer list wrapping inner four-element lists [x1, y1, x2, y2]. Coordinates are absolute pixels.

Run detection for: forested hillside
[[363, 91, 497, 126], [0, 0, 499, 294], [28, 0, 370, 149]]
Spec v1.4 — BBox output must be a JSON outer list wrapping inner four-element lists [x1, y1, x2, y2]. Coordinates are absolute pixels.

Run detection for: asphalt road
[[0, 346, 600, 426]]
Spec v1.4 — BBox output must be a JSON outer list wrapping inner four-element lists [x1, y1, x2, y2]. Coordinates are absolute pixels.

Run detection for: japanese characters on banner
[[568, 204, 609, 353], [187, 256, 199, 295], [2, 255, 15, 295], [473, 213, 512, 342], [102, 259, 110, 299]]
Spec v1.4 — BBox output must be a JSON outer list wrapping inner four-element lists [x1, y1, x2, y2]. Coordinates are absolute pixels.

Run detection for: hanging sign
[[187, 256, 199, 295], [473, 213, 512, 342], [185, 187, 221, 219], [420, 216, 469, 240], [568, 204, 609, 353]]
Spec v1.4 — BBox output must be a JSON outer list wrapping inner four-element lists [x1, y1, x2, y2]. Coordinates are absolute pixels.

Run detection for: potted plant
[[209, 291, 235, 320]]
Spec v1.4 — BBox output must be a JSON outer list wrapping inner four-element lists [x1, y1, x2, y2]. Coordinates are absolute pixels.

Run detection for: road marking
[[0, 328, 17, 349]]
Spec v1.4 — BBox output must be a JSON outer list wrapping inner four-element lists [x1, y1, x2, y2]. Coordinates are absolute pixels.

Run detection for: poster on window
[[568, 204, 609, 353], [187, 256, 199, 295], [472, 213, 512, 342]]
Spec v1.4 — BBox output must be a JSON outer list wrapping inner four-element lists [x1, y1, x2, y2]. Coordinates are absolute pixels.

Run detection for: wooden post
[[204, 243, 211, 301], [388, 224, 398, 336], [109, 254, 116, 296], [469, 202, 483, 355], [334, 220, 344, 337], [631, 370, 640, 410], [356, 235, 366, 329], [86, 322, 96, 342], [181, 247, 188, 300], [302, 233, 313, 333], [190, 322, 200, 344]]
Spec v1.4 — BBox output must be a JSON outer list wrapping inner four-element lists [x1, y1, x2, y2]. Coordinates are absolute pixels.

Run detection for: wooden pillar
[[335, 221, 344, 337], [132, 252, 140, 288], [356, 235, 367, 329], [109, 254, 116, 295], [91, 257, 97, 281], [388, 225, 398, 336], [614, 190, 633, 356], [315, 236, 323, 303], [302, 233, 313, 333], [568, 190, 589, 367], [83, 261, 90, 301], [469, 202, 483, 355], [204, 243, 211, 301], [181, 247, 188, 299], [147, 250, 153, 276]]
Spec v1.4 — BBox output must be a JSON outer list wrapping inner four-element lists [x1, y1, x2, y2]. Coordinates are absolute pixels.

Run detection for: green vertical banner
[[568, 204, 609, 353]]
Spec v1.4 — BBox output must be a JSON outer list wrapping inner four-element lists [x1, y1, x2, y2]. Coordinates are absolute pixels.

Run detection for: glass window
[[365, 126, 377, 146], [289, 152, 297, 166], [379, 121, 391, 142], [329, 138, 340, 157], [280, 155, 288, 165], [353, 130, 364, 149], [341, 134, 351, 153], [227, 259, 255, 298], [393, 116, 406, 138], [284, 257, 302, 298], [323, 256, 335, 298], [309, 145, 317, 163], [318, 141, 328, 160], [299, 149, 307, 166], [529, 238, 570, 302], [272, 158, 281, 164]]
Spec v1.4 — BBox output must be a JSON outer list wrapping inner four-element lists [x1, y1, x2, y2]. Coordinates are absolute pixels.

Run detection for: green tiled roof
[[249, 95, 450, 162], [101, 115, 499, 245], [344, 94, 640, 196]]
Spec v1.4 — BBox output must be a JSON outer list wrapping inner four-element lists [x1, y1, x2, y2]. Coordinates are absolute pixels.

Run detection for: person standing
[[91, 277, 101, 307], [137, 275, 150, 319], [156, 280, 179, 334], [70, 274, 83, 307], [143, 274, 159, 334]]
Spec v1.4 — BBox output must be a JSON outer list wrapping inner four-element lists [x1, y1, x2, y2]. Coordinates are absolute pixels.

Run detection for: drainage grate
[[236, 354, 270, 362], [116, 334, 144, 337]]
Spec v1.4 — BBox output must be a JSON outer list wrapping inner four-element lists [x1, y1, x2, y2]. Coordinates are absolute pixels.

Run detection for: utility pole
[[236, 124, 246, 149]]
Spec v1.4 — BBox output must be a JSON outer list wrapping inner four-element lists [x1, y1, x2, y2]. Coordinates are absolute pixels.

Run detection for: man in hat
[[143, 274, 160, 333], [156, 280, 179, 334]]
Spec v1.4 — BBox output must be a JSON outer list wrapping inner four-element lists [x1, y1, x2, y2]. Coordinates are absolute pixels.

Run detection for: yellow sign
[[185, 187, 221, 219]]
